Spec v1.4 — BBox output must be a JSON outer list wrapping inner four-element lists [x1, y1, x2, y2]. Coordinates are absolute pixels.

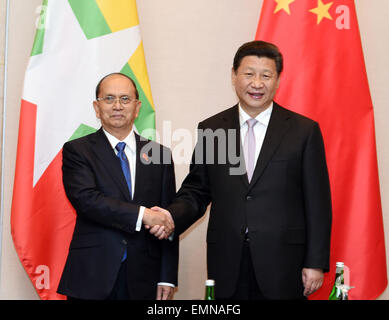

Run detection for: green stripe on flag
[[68, 124, 97, 142], [68, 0, 112, 40], [31, 0, 49, 56], [121, 63, 156, 140]]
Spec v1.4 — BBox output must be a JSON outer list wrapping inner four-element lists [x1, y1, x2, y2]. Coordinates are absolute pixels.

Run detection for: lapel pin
[[142, 153, 149, 162]]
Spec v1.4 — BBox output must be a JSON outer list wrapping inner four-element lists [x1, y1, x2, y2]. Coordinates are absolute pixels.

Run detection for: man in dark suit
[[151, 41, 332, 299], [57, 73, 178, 300]]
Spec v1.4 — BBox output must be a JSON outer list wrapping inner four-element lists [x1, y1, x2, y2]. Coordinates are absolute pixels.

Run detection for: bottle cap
[[205, 279, 215, 286], [336, 262, 344, 267]]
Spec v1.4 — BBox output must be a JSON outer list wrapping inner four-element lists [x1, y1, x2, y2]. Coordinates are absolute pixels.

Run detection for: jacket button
[[122, 239, 128, 245], [246, 195, 253, 201]]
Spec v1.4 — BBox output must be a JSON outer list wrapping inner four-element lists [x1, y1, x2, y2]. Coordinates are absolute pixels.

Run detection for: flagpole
[[0, 0, 11, 286]]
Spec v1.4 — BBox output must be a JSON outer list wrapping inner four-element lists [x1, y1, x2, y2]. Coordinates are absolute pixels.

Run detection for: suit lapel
[[222, 105, 250, 188], [133, 132, 149, 201], [91, 128, 132, 201], [248, 103, 291, 192]]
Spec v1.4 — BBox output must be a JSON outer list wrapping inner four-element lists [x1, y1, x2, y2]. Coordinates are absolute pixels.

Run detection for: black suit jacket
[[57, 128, 178, 300], [168, 103, 332, 299]]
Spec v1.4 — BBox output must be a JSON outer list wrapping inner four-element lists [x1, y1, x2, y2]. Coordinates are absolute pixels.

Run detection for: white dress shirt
[[103, 129, 174, 288], [239, 103, 273, 235], [102, 128, 145, 232], [239, 102, 273, 171]]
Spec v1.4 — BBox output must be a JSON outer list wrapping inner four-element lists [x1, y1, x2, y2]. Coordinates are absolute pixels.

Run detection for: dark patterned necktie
[[115, 142, 132, 262], [115, 142, 132, 198]]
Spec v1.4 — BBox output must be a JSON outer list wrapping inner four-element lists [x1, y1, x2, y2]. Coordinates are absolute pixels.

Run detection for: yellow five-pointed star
[[309, 0, 333, 24], [274, 0, 296, 15]]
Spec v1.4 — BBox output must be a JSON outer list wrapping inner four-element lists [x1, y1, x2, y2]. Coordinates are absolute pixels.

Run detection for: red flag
[[11, 100, 75, 300], [256, 0, 386, 299]]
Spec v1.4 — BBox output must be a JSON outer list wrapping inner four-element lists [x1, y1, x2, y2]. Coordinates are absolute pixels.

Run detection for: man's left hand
[[302, 268, 324, 297]]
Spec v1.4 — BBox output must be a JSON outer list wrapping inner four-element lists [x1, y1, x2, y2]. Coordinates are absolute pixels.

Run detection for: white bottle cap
[[205, 279, 215, 286], [336, 262, 344, 267]]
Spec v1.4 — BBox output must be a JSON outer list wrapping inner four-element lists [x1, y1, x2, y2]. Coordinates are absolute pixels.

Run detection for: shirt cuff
[[136, 206, 145, 231], [158, 282, 175, 288], [168, 232, 174, 241]]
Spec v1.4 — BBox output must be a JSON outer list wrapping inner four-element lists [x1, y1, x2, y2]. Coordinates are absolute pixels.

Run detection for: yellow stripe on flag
[[129, 41, 155, 110], [96, 0, 139, 32]]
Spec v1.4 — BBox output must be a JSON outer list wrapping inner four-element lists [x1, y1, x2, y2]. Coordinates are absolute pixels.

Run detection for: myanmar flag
[[11, 0, 155, 300], [256, 0, 387, 299]]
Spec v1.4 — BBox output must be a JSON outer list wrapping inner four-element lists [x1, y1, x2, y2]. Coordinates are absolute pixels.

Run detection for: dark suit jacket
[[168, 103, 332, 299], [57, 128, 178, 300]]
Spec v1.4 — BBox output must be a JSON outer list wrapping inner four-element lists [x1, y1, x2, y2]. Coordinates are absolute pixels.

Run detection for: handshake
[[142, 207, 174, 240]]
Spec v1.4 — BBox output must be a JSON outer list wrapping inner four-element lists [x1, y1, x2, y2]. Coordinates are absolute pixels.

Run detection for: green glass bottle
[[204, 279, 215, 300], [328, 262, 344, 300]]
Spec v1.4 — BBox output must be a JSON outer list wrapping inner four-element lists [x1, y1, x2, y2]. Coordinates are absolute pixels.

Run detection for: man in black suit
[[151, 41, 332, 299], [57, 73, 178, 300]]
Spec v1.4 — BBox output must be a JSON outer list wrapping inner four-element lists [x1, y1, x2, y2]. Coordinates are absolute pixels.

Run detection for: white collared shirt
[[239, 102, 273, 171], [103, 129, 174, 288], [102, 128, 145, 232]]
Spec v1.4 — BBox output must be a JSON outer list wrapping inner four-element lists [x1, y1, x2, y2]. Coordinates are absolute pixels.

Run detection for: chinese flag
[[256, 0, 387, 299]]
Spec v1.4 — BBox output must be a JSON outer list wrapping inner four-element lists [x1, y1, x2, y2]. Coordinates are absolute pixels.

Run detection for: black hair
[[233, 41, 283, 75]]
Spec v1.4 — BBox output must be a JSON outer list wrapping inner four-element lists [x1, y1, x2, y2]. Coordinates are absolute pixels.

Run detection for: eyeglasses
[[96, 95, 138, 105]]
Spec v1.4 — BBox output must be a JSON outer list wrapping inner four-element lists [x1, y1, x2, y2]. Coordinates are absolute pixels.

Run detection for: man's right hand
[[142, 206, 174, 238]]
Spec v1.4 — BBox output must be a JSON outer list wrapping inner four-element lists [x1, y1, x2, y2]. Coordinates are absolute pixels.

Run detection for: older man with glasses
[[57, 73, 178, 300]]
